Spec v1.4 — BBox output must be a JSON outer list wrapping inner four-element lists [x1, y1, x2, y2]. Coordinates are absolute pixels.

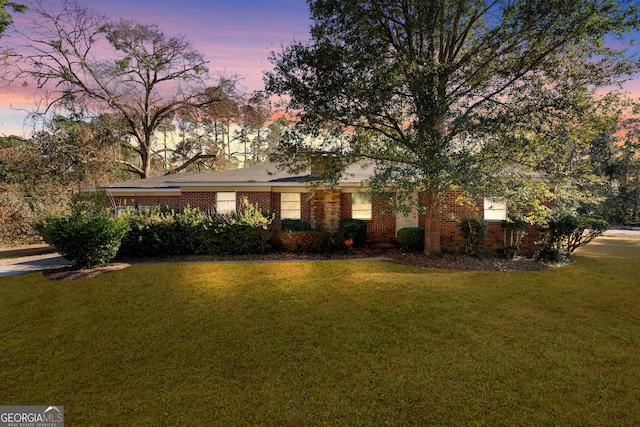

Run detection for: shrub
[[279, 231, 333, 253], [338, 219, 368, 246], [458, 218, 488, 257], [281, 219, 312, 232], [36, 191, 130, 268], [504, 215, 529, 259], [118, 206, 205, 257], [397, 227, 425, 252], [118, 199, 275, 257], [566, 216, 609, 252], [536, 213, 609, 262]]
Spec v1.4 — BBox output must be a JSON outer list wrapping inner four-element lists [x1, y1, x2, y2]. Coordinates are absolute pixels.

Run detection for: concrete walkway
[[0, 254, 72, 277]]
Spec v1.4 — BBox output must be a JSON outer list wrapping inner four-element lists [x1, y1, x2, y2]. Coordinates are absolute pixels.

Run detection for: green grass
[[2, 237, 640, 426]]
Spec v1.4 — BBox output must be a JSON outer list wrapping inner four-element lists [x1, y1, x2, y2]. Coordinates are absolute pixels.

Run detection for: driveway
[[0, 253, 72, 277], [604, 228, 640, 238]]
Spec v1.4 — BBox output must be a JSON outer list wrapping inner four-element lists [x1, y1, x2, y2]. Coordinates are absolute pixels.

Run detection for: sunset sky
[[2, 1, 640, 137], [0, 0, 312, 136]]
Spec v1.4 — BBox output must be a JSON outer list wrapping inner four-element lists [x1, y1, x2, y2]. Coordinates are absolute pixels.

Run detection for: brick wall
[[415, 190, 541, 255], [340, 193, 396, 242]]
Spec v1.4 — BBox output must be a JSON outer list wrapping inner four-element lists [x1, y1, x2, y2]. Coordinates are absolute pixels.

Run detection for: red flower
[[345, 238, 354, 247]]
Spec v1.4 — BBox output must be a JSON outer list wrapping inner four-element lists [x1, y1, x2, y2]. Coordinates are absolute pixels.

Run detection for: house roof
[[94, 162, 376, 193]]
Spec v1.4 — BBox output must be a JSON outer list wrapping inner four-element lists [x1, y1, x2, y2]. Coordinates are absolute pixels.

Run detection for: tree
[[0, 0, 26, 36], [609, 118, 640, 222], [266, 0, 640, 253], [13, 0, 234, 178], [31, 114, 123, 185], [201, 80, 241, 163]]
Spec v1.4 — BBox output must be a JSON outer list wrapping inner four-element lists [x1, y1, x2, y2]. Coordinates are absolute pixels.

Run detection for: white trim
[[483, 198, 508, 221]]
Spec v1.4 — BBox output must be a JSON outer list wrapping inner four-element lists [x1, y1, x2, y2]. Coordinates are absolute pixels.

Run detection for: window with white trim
[[217, 192, 236, 215], [351, 193, 372, 220], [280, 193, 301, 219], [114, 206, 153, 216], [483, 198, 507, 221]]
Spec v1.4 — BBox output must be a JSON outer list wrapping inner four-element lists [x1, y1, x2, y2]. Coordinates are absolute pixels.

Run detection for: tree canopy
[[11, 0, 238, 178], [266, 0, 640, 252]]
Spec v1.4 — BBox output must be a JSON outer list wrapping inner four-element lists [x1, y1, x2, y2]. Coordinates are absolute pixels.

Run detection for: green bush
[[504, 215, 529, 259], [536, 213, 609, 262], [36, 191, 130, 268], [337, 219, 368, 246], [278, 231, 333, 253], [397, 227, 425, 252], [458, 218, 488, 257], [118, 206, 205, 257], [281, 219, 312, 232], [118, 200, 275, 258]]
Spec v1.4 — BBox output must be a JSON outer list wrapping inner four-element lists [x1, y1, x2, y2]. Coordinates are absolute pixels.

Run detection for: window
[[280, 193, 301, 219], [483, 198, 507, 221], [217, 192, 236, 215], [114, 206, 153, 216], [351, 193, 372, 220]]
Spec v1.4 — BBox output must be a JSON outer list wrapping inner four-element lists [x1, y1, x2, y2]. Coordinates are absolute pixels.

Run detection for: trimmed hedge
[[397, 227, 425, 252], [337, 219, 368, 246], [278, 231, 333, 254], [281, 219, 312, 232], [118, 201, 275, 258]]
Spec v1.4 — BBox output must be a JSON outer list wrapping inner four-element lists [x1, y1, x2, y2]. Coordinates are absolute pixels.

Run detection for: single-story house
[[92, 162, 541, 254]]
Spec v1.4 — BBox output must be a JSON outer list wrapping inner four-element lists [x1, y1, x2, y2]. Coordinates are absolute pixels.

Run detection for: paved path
[[0, 254, 72, 277], [603, 229, 640, 238]]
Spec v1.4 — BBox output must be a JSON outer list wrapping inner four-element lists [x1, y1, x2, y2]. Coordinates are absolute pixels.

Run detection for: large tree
[[12, 0, 234, 178], [266, 0, 640, 253], [0, 0, 26, 36]]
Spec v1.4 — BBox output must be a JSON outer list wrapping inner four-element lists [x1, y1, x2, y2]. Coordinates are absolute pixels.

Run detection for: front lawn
[[1, 237, 639, 426]]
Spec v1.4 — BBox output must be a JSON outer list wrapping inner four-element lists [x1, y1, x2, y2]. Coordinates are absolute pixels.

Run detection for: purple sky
[[0, 0, 312, 135], [85, 0, 312, 91]]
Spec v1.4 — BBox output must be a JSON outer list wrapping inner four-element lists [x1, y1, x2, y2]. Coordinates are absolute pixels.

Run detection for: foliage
[[0, 0, 26, 36], [337, 219, 368, 247], [12, 1, 238, 178], [396, 227, 425, 252], [536, 213, 609, 263], [0, 135, 75, 245], [566, 217, 609, 253], [504, 215, 530, 259], [278, 231, 333, 253], [117, 206, 205, 257], [30, 115, 125, 185], [36, 190, 130, 268], [0, 187, 67, 245], [458, 218, 489, 257], [596, 118, 640, 224], [281, 219, 312, 232], [118, 200, 275, 257], [266, 0, 640, 254]]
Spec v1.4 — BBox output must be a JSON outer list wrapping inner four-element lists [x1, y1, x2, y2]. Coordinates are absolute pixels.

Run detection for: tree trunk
[[424, 190, 441, 254]]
